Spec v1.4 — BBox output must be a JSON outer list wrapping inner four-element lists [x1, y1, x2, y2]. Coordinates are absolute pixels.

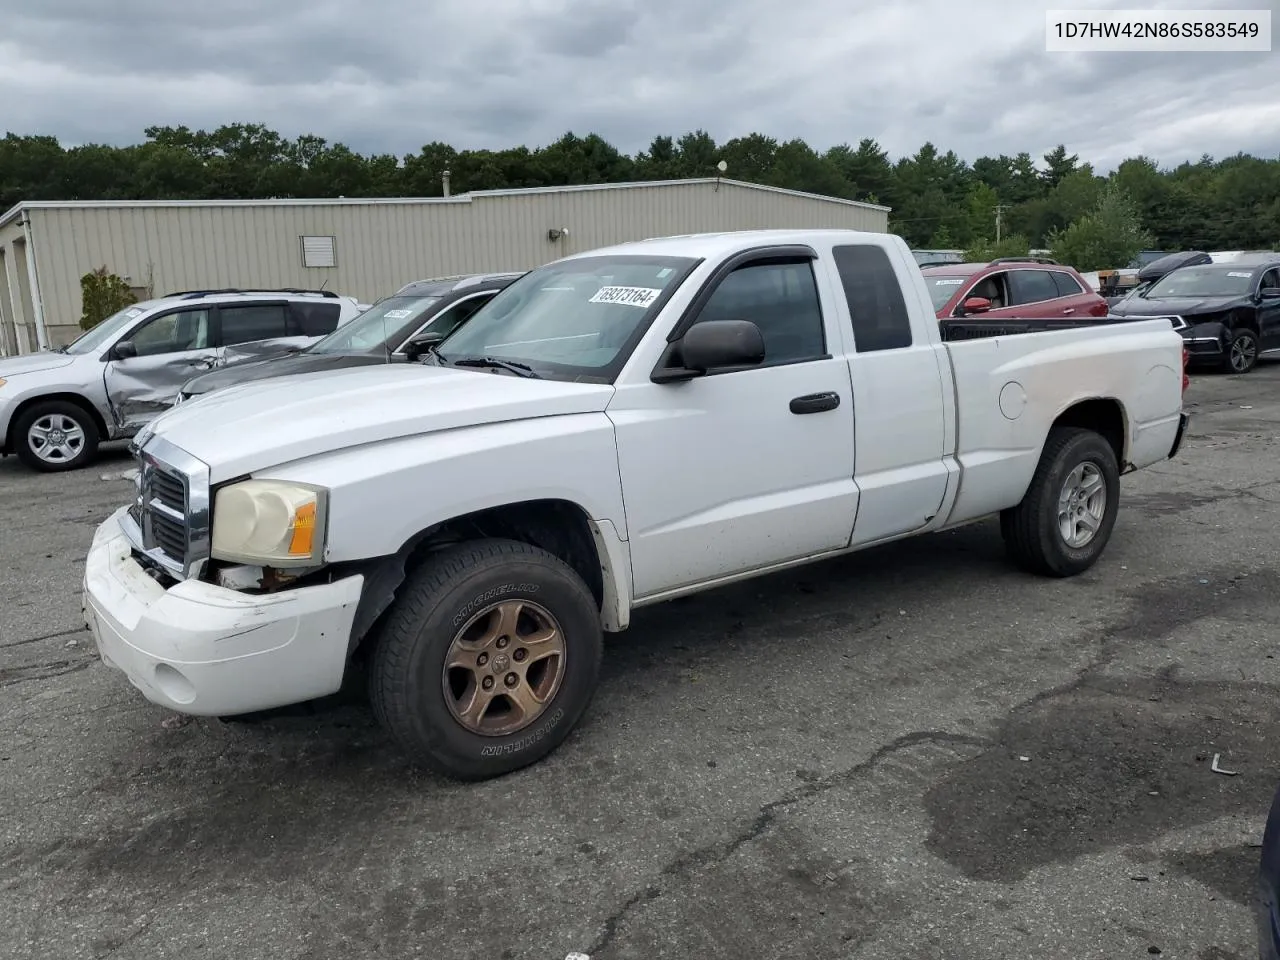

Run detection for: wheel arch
[[344, 497, 629, 659], [1048, 396, 1126, 469]]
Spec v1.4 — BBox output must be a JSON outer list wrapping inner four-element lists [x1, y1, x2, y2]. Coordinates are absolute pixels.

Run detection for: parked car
[[175, 273, 523, 404], [1259, 781, 1280, 960], [0, 288, 364, 472], [923, 257, 1110, 321], [1109, 254, 1280, 373], [82, 229, 1187, 780]]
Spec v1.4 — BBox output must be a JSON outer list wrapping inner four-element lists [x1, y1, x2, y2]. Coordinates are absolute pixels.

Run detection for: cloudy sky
[[1, 0, 1276, 171]]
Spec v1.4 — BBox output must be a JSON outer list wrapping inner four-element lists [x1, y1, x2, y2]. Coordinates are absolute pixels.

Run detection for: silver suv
[[0, 288, 364, 472]]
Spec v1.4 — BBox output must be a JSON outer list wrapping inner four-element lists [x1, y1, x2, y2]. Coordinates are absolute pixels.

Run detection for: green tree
[[1040, 144, 1079, 190], [80, 267, 137, 331], [1048, 183, 1154, 271], [3, 123, 1280, 262], [963, 235, 1032, 262]]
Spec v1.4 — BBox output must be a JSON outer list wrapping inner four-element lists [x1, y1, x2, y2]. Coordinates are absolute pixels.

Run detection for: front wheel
[[1000, 427, 1121, 577], [13, 400, 100, 472], [1222, 327, 1259, 374], [369, 538, 603, 780]]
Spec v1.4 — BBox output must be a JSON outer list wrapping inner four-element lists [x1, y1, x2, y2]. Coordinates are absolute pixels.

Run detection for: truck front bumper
[[82, 506, 364, 717]]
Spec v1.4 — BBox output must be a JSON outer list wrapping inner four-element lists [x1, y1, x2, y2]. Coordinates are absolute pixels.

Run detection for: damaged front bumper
[[82, 506, 364, 716]]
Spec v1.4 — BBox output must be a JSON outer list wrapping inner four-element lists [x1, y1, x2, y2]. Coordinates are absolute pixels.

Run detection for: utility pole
[[995, 205, 1004, 243]]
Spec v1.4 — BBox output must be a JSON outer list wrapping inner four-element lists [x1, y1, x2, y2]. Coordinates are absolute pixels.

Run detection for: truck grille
[[123, 437, 211, 581], [131, 456, 190, 568]]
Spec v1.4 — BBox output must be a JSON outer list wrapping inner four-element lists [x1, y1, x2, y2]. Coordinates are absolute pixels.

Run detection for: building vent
[[300, 235, 337, 268]]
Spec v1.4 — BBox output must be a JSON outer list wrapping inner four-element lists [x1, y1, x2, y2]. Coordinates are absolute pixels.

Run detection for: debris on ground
[[161, 714, 192, 730], [1210, 753, 1238, 776]]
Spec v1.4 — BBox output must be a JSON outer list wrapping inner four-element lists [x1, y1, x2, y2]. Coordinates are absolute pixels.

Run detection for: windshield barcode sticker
[[1227, 271, 1252, 278], [589, 286, 661, 307], [383, 309, 413, 319]]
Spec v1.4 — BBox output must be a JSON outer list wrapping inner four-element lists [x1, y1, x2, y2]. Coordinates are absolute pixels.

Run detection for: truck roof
[[569, 229, 895, 261]]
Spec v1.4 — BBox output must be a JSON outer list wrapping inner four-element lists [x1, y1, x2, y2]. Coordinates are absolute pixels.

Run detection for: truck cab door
[[828, 242, 951, 546], [608, 251, 858, 600], [103, 306, 221, 430]]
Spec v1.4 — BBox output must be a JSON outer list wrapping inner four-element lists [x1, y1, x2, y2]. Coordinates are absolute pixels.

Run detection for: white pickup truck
[[82, 229, 1189, 780]]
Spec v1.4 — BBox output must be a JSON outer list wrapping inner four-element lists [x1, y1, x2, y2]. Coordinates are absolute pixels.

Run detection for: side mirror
[[959, 297, 991, 315], [1259, 287, 1280, 299], [114, 340, 137, 360], [403, 331, 445, 361], [679, 320, 765, 372]]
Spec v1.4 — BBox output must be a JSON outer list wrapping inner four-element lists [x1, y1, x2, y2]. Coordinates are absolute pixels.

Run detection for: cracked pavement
[[2, 362, 1279, 960]]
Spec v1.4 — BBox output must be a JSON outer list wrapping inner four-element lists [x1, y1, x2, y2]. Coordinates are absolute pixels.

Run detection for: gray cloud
[[0, 0, 1276, 172]]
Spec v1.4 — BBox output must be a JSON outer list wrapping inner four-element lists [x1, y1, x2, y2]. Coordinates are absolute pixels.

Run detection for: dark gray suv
[[175, 272, 524, 403]]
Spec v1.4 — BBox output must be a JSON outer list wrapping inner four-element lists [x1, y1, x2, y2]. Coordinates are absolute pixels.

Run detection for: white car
[[82, 229, 1189, 780], [0, 288, 364, 471]]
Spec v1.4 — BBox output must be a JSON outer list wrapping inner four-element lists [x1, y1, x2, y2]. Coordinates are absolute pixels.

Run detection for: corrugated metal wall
[[20, 181, 887, 348]]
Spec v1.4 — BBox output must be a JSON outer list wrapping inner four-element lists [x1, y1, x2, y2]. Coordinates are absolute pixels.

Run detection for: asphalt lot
[[3, 364, 1279, 960]]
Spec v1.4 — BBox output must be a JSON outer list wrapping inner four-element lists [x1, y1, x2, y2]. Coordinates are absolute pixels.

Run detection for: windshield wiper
[[447, 355, 541, 378]]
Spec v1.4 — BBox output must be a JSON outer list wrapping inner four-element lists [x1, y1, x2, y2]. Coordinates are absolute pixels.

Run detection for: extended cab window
[[219, 304, 289, 345], [1009, 269, 1062, 304], [127, 308, 211, 357], [691, 259, 826, 365], [832, 244, 913, 350], [292, 302, 342, 336]]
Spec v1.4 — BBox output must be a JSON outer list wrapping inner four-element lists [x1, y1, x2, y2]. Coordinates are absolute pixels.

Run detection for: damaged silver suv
[[0, 287, 364, 472]]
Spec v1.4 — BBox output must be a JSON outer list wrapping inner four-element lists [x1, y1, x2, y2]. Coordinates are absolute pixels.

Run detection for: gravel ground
[[2, 363, 1279, 960]]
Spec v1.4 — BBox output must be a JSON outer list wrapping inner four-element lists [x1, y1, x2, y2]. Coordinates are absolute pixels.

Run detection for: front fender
[[0, 365, 114, 445], [255, 412, 628, 561]]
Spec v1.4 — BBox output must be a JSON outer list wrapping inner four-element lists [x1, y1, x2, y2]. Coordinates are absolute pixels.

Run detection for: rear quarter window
[[1051, 271, 1085, 297]]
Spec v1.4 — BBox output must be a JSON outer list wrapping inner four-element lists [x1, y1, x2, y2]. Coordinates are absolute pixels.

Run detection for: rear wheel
[[369, 538, 603, 780], [1000, 427, 1120, 577], [1222, 327, 1259, 374], [13, 400, 100, 472]]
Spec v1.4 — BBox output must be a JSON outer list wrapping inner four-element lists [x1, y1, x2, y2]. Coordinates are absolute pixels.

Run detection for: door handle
[[1063, 308, 1075, 315], [789, 392, 841, 414]]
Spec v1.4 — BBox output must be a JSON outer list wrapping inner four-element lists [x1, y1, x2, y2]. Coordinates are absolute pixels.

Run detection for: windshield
[[1144, 266, 1256, 299], [62, 303, 150, 355], [435, 254, 698, 381], [924, 276, 968, 311], [308, 295, 441, 354]]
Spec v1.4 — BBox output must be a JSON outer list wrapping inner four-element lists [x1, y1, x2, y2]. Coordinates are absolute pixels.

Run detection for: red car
[[922, 258, 1110, 320]]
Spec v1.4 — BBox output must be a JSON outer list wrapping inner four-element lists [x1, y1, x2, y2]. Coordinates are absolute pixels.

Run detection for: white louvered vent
[[300, 235, 337, 268]]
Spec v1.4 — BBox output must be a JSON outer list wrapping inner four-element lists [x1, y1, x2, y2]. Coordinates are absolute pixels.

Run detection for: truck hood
[[0, 351, 78, 378], [146, 363, 616, 482], [1111, 295, 1243, 318]]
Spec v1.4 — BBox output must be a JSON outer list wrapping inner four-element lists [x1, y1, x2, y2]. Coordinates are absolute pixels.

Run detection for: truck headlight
[[211, 479, 327, 567]]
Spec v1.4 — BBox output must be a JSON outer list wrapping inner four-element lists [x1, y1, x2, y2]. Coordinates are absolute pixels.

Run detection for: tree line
[[3, 124, 1279, 271]]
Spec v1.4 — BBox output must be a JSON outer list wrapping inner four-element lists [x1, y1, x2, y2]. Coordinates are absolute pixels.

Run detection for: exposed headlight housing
[[211, 479, 327, 567]]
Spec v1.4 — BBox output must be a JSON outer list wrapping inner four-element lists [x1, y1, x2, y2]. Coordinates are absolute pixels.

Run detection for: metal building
[[0, 177, 889, 355]]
